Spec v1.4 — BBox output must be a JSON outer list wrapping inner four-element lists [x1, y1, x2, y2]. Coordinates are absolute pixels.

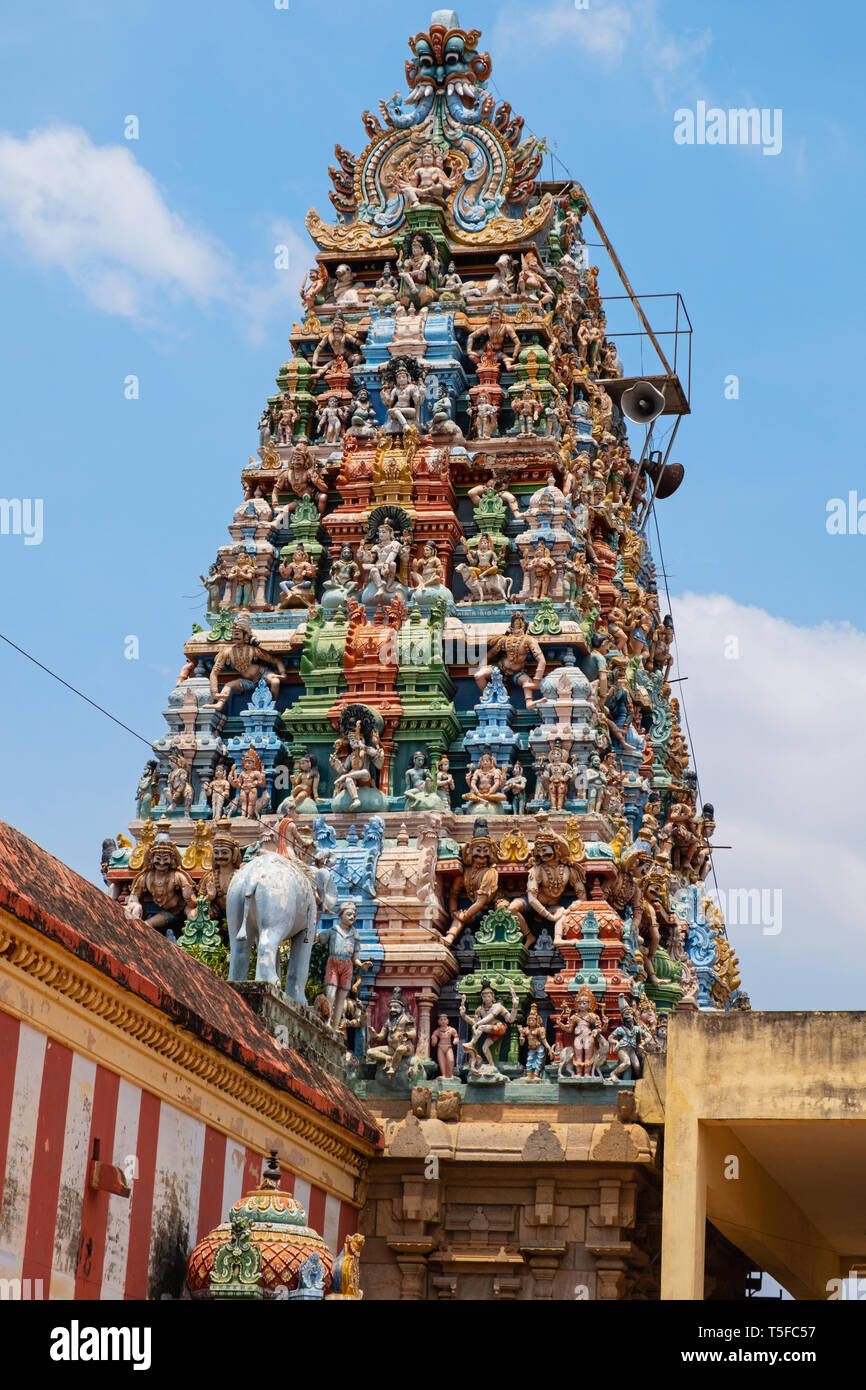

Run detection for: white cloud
[[0, 125, 308, 331], [669, 594, 866, 1010], [495, 0, 711, 98]]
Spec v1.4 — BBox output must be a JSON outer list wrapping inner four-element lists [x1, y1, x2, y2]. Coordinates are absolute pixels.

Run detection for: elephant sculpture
[[226, 853, 338, 999]]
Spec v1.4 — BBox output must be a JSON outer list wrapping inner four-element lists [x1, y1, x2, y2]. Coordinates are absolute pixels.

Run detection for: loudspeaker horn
[[620, 380, 666, 425]]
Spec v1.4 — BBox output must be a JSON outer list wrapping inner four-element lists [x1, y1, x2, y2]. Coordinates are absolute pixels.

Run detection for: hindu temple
[[3, 10, 779, 1305]]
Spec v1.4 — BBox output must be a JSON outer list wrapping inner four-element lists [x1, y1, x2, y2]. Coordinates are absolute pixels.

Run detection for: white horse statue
[[226, 853, 339, 999]]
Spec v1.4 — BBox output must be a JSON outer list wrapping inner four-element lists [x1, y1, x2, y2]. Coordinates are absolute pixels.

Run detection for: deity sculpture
[[282, 439, 329, 516], [605, 999, 646, 1083], [467, 459, 522, 518], [311, 313, 363, 376], [409, 541, 446, 595], [517, 248, 554, 306], [300, 262, 328, 313], [317, 899, 370, 1031], [429, 380, 462, 437], [209, 613, 290, 712], [230, 748, 268, 819], [431, 1013, 459, 1079], [395, 147, 459, 211], [348, 386, 378, 438], [330, 719, 385, 812], [199, 820, 243, 923], [165, 754, 194, 814], [404, 749, 447, 812], [460, 978, 519, 1076], [446, 819, 500, 945], [205, 760, 232, 821], [511, 818, 585, 935], [135, 760, 159, 820], [321, 543, 360, 609], [470, 390, 498, 440], [227, 550, 256, 610], [124, 833, 198, 935], [462, 750, 508, 812], [513, 385, 542, 437], [434, 755, 455, 809], [561, 986, 605, 1079], [474, 612, 546, 708], [522, 540, 556, 601], [332, 262, 371, 309], [502, 759, 527, 815], [466, 303, 520, 369], [520, 1002, 553, 1081], [315, 395, 348, 445], [381, 358, 427, 435], [278, 544, 317, 609], [366, 988, 419, 1075]]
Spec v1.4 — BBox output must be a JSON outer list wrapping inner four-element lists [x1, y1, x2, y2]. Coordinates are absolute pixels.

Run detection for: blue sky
[[1, 0, 865, 1008]]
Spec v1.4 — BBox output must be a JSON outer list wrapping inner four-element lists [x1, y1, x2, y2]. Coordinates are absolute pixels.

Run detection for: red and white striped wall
[[0, 1012, 358, 1299]]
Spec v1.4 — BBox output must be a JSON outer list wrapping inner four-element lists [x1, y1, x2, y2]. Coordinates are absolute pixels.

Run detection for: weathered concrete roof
[[0, 819, 382, 1150]]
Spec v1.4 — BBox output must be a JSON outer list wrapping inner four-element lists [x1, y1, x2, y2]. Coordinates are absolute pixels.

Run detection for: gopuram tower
[[105, 10, 747, 1300]]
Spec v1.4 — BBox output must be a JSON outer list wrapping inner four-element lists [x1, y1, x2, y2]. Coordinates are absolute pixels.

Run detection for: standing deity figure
[[502, 759, 527, 815], [446, 819, 500, 945], [434, 755, 456, 809], [317, 899, 369, 1032], [124, 834, 198, 935], [277, 395, 300, 444], [230, 748, 267, 819], [199, 820, 244, 923], [585, 752, 607, 813], [135, 760, 159, 820], [470, 390, 498, 440], [520, 1002, 553, 1081], [524, 540, 556, 601], [605, 999, 646, 1083], [513, 818, 585, 934], [460, 978, 519, 1075], [365, 988, 419, 1075], [258, 404, 275, 448], [165, 755, 194, 814], [431, 1013, 459, 1079], [568, 986, 606, 1078], [200, 562, 224, 616], [315, 395, 348, 445], [228, 550, 256, 609], [513, 385, 542, 437], [209, 613, 290, 712], [330, 721, 384, 811], [474, 612, 546, 709], [205, 760, 232, 821]]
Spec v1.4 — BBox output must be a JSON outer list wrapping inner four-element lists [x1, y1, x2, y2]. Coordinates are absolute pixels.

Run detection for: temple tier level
[[105, 9, 743, 1127]]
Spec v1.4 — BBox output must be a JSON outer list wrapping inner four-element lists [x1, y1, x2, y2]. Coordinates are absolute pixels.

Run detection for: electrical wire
[[0, 631, 154, 750]]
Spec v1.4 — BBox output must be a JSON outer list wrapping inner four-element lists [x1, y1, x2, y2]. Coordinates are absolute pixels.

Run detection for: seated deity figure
[[366, 988, 419, 1076], [321, 543, 360, 609], [329, 721, 385, 812], [403, 750, 446, 812], [278, 543, 317, 608], [462, 750, 508, 810], [460, 979, 519, 1075], [467, 459, 521, 518], [429, 380, 462, 437], [410, 541, 446, 594], [437, 260, 465, 305], [396, 230, 441, 308], [395, 146, 459, 210], [517, 248, 555, 306], [347, 386, 378, 438], [282, 438, 329, 516], [165, 754, 194, 814], [209, 612, 290, 712], [124, 834, 198, 936], [381, 360, 427, 435]]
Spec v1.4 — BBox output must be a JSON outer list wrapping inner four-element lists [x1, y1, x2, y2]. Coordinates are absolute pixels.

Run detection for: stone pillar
[[415, 988, 437, 1059], [395, 1255, 429, 1300]]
